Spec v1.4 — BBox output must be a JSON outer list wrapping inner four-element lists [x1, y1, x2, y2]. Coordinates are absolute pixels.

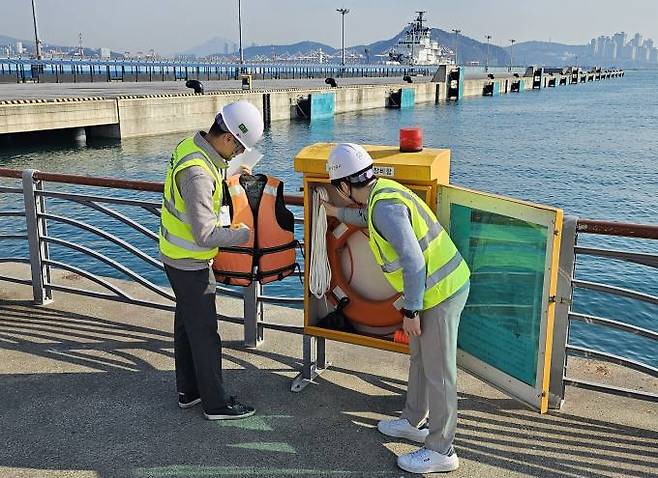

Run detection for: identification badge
[[219, 205, 231, 227]]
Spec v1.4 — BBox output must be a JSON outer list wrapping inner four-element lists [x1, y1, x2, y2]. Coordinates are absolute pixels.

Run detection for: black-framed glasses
[[231, 135, 246, 156]]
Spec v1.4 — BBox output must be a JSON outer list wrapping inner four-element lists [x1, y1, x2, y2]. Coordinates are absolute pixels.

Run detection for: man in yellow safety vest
[[323, 143, 470, 474], [159, 101, 263, 420]]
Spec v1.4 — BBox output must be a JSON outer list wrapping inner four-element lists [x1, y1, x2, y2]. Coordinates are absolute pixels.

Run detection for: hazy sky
[[2, 0, 657, 54]]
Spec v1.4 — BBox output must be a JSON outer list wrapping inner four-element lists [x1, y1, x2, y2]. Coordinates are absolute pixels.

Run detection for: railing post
[[22, 170, 52, 304], [548, 215, 578, 409], [243, 280, 263, 347]]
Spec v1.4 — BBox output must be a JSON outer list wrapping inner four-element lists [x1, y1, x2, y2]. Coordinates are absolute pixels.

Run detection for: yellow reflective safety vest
[[159, 137, 223, 260], [367, 178, 470, 310]]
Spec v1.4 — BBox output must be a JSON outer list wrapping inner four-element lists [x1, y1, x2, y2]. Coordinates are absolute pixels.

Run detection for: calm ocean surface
[[1, 70, 656, 368]]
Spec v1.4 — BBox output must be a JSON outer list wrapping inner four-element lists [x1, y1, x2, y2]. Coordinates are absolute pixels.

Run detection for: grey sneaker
[[377, 418, 429, 443]]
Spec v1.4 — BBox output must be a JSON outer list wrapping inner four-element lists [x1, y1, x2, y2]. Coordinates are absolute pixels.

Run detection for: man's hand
[[403, 316, 421, 337], [321, 200, 338, 218], [239, 164, 252, 175]]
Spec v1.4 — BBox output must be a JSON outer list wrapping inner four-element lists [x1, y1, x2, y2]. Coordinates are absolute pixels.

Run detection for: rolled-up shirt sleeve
[[372, 200, 426, 311], [336, 206, 368, 227], [177, 167, 249, 248]]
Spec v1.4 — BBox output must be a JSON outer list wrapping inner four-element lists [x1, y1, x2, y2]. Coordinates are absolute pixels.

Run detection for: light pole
[[451, 29, 461, 65], [30, 0, 43, 60], [238, 0, 244, 66], [509, 39, 516, 71], [336, 8, 350, 66], [485, 34, 492, 72]]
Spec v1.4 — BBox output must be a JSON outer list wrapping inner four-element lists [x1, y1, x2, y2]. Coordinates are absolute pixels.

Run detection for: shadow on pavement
[[1, 300, 656, 478]]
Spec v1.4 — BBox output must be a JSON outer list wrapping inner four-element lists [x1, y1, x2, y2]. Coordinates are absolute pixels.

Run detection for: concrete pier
[[0, 264, 655, 478], [0, 69, 623, 140]]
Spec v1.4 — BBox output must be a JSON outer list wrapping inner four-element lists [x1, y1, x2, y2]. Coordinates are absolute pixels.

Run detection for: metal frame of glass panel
[[438, 184, 563, 413]]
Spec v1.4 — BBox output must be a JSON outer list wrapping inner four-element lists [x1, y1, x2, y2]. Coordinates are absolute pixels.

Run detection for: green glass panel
[[450, 204, 548, 386]]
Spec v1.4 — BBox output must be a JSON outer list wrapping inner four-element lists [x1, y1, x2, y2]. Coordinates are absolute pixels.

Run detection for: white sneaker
[[397, 447, 459, 474], [377, 418, 429, 443]]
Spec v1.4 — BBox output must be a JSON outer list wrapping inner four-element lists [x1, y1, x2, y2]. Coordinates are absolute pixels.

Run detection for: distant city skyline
[[2, 0, 658, 55], [590, 32, 658, 64]]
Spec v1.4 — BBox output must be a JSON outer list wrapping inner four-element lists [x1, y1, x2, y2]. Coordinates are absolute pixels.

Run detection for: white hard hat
[[326, 143, 374, 181], [218, 101, 264, 151]]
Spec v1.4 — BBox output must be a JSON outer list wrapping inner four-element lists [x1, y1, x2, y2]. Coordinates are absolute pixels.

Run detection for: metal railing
[[0, 58, 433, 84], [0, 168, 305, 348], [1, 168, 656, 403], [563, 219, 658, 402]]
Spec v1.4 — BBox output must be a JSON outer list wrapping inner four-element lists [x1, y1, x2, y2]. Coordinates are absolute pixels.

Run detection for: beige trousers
[[401, 284, 469, 454]]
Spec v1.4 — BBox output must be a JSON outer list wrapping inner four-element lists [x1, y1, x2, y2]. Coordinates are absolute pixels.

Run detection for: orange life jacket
[[213, 174, 299, 286]]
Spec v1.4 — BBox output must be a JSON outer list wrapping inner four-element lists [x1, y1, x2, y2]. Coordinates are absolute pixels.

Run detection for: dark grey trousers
[[164, 264, 227, 411]]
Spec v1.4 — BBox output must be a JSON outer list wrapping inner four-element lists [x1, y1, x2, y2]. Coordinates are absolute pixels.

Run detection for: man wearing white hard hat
[[323, 143, 470, 474], [159, 100, 264, 420]]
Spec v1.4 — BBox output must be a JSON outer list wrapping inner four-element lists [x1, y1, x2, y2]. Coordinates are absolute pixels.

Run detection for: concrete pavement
[[0, 266, 656, 478]]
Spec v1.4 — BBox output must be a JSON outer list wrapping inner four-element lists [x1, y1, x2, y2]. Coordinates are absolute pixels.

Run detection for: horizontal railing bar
[[10, 169, 163, 193], [0, 187, 22, 194], [285, 195, 304, 207], [576, 219, 658, 239], [215, 286, 245, 299], [0, 169, 21, 179], [43, 260, 132, 300], [43, 237, 174, 301], [141, 205, 161, 217], [40, 213, 163, 271], [569, 312, 658, 341], [574, 246, 658, 268], [563, 378, 658, 402], [572, 279, 658, 306], [567, 345, 658, 378], [0, 275, 33, 286], [258, 322, 304, 334], [258, 294, 304, 304], [0, 168, 305, 206], [0, 235, 28, 241], [0, 258, 30, 264], [38, 189, 161, 208], [77, 200, 158, 242], [46, 283, 246, 327], [0, 211, 26, 218]]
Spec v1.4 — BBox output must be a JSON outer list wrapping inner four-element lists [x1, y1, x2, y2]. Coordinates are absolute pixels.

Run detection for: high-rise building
[[621, 45, 636, 60], [632, 33, 643, 47], [651, 48, 658, 63], [100, 48, 111, 59], [607, 40, 618, 60], [613, 32, 627, 50], [15, 41, 23, 55]]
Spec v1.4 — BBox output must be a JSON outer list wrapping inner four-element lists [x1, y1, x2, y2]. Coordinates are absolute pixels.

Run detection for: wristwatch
[[401, 308, 420, 319]]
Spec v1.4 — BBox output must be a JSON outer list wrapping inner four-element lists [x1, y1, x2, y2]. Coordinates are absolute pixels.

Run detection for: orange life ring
[[326, 222, 403, 327]]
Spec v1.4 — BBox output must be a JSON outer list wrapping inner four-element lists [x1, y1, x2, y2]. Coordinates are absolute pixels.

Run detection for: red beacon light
[[399, 127, 423, 152]]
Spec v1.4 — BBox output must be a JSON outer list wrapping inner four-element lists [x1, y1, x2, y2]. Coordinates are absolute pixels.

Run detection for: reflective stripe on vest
[[367, 178, 470, 309], [159, 138, 223, 260]]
